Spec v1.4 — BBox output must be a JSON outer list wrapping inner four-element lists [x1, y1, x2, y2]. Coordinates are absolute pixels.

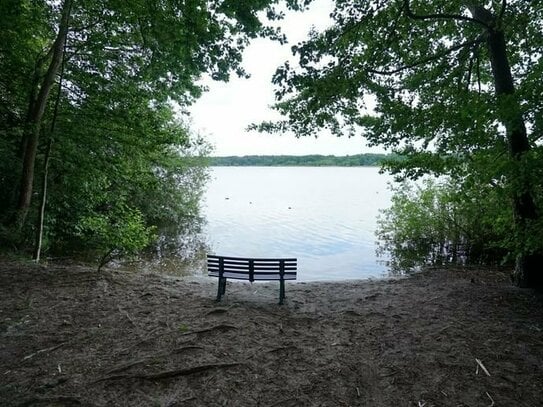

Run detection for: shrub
[[376, 178, 513, 272]]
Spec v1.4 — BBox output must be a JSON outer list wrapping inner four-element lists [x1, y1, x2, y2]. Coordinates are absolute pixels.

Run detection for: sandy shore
[[1, 262, 542, 406]]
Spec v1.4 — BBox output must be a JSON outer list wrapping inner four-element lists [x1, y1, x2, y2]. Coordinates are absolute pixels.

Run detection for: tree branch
[[476, 51, 482, 93], [368, 37, 483, 76], [403, 0, 490, 28], [465, 55, 474, 91], [383, 5, 405, 50], [498, 0, 507, 22]]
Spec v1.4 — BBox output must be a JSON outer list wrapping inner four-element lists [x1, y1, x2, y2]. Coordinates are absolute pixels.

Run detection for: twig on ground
[[117, 305, 136, 325], [122, 326, 161, 351], [379, 370, 398, 378], [205, 306, 233, 316], [475, 358, 491, 376], [106, 346, 205, 374], [267, 345, 297, 353], [38, 376, 69, 390], [177, 396, 197, 404], [181, 324, 237, 336], [267, 398, 296, 407], [172, 345, 205, 354], [202, 371, 218, 387], [105, 359, 149, 375], [17, 395, 82, 406], [22, 342, 67, 361], [436, 325, 453, 335], [486, 392, 495, 406]]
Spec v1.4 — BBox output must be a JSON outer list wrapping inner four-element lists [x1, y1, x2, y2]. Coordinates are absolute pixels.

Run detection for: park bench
[[207, 255, 297, 304]]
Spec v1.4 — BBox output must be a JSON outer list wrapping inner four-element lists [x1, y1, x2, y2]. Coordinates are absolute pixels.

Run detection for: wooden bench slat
[[208, 264, 296, 271], [208, 271, 297, 281], [207, 262, 296, 268], [208, 270, 298, 275], [208, 262, 298, 268], [207, 255, 297, 262]]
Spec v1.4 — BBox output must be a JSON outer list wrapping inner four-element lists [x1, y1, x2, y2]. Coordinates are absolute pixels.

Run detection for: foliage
[[210, 153, 392, 166], [0, 0, 313, 266], [377, 178, 504, 271], [378, 156, 543, 271], [76, 203, 156, 271], [259, 1, 542, 160]]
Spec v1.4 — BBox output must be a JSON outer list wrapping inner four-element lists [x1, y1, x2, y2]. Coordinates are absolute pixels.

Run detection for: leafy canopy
[[0, 0, 316, 263], [256, 0, 542, 178]]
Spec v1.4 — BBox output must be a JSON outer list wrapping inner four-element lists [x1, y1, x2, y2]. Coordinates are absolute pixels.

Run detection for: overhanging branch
[[498, 0, 507, 22], [368, 37, 484, 76], [403, 0, 490, 28]]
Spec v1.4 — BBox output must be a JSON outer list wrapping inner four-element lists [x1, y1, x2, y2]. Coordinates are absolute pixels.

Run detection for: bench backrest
[[207, 255, 297, 281]]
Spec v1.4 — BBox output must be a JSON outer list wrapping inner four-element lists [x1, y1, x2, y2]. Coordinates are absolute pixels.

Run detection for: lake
[[202, 166, 393, 281]]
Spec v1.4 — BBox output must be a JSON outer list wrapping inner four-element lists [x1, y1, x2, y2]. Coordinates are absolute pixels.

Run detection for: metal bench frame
[[207, 255, 297, 304]]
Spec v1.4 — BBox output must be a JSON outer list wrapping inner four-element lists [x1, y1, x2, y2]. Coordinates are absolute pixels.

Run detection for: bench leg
[[279, 279, 285, 305], [216, 277, 226, 301]]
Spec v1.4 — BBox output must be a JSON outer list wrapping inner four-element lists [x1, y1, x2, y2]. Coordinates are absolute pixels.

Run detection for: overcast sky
[[189, 0, 383, 157]]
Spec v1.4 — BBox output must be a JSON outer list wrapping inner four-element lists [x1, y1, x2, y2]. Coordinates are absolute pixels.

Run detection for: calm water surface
[[202, 167, 393, 281]]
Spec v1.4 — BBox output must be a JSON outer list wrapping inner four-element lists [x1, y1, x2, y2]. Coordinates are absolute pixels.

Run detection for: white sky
[[188, 0, 384, 157]]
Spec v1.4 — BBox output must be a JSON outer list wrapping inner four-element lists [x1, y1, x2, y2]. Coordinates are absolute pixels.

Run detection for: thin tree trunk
[[19, 47, 55, 161], [16, 0, 72, 229], [34, 137, 53, 262], [470, 5, 540, 287], [34, 24, 70, 263], [487, 30, 540, 287]]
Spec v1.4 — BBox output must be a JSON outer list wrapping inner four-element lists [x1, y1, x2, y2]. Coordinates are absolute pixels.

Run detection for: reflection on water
[[121, 217, 209, 276], [203, 167, 393, 281]]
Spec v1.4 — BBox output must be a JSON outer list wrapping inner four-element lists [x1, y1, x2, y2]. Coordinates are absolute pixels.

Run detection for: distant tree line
[[209, 154, 393, 167]]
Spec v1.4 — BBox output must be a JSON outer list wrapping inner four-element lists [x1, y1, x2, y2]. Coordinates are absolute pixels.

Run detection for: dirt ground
[[1, 261, 542, 407]]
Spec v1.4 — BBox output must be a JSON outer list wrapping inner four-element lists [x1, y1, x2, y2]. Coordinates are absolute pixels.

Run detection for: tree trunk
[[34, 25, 69, 263], [34, 137, 53, 263], [471, 5, 541, 287], [15, 0, 72, 229]]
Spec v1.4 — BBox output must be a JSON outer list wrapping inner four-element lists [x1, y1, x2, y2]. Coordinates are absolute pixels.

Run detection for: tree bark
[[470, 5, 541, 287], [15, 0, 72, 229]]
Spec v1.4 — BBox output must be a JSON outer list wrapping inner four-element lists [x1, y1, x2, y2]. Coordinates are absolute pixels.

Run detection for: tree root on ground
[[94, 362, 242, 383]]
